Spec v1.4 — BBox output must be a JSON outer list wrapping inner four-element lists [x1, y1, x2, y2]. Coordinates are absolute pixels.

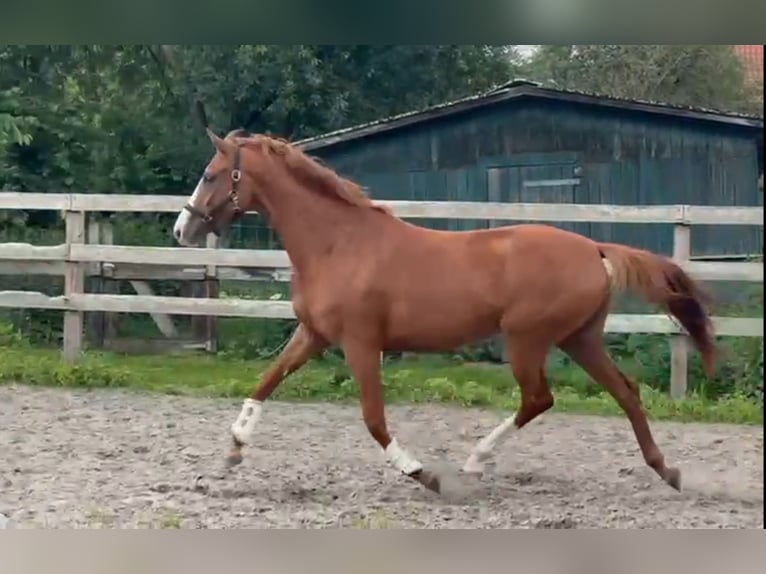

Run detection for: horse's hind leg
[[463, 336, 553, 476], [558, 312, 681, 490], [226, 323, 327, 467]]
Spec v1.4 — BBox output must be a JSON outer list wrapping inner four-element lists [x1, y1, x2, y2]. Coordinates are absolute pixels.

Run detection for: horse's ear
[[207, 128, 233, 156], [194, 99, 209, 130]]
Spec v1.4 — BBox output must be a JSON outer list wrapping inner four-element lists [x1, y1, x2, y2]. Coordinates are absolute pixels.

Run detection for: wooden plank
[[101, 264, 289, 282], [204, 233, 219, 353], [389, 201, 685, 223], [89, 293, 289, 320], [62, 211, 86, 362], [682, 261, 763, 282], [3, 259, 756, 283], [69, 244, 292, 268], [0, 243, 69, 261], [0, 290, 761, 336], [70, 244, 766, 283], [0, 261, 67, 275], [0, 249, 761, 283], [216, 267, 292, 282], [100, 222, 119, 347], [670, 336, 689, 400], [69, 194, 184, 213], [101, 263, 208, 281], [128, 280, 180, 339], [0, 192, 70, 210], [603, 315, 763, 337], [670, 223, 692, 399], [0, 292, 295, 319], [86, 219, 105, 349], [2, 192, 763, 226], [686, 205, 764, 226], [87, 220, 101, 245], [1, 244, 761, 283]]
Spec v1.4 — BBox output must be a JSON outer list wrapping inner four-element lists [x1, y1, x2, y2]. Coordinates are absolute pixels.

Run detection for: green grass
[[0, 344, 761, 425]]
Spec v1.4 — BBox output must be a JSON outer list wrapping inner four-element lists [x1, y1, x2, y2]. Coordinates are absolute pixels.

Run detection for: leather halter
[[183, 146, 244, 236]]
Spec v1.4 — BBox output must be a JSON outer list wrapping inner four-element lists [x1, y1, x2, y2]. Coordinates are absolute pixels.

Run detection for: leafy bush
[[0, 335, 761, 425]]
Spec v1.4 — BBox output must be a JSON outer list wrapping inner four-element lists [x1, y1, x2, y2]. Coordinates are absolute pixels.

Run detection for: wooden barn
[[276, 80, 762, 259]]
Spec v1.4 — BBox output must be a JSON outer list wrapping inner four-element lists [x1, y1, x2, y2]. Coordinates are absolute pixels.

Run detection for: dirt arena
[[0, 384, 762, 528]]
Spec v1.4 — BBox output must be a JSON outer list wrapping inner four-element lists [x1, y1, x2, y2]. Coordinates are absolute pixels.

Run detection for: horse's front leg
[[341, 337, 441, 494], [226, 323, 327, 467]]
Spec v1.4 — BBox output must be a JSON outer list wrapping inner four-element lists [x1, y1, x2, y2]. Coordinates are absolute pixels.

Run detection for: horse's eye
[[203, 173, 217, 183]]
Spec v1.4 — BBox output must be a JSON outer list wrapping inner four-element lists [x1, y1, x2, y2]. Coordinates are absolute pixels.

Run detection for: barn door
[[484, 153, 584, 235]]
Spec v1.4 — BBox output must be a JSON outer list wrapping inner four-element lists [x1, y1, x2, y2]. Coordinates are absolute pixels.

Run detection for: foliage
[[167, 45, 518, 139], [0, 327, 761, 425], [521, 45, 762, 115], [0, 45, 517, 197]]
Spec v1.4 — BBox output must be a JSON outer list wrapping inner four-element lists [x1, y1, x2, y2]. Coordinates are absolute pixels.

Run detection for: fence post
[[100, 221, 118, 347], [62, 210, 86, 361], [670, 222, 691, 399], [204, 232, 219, 353], [86, 218, 105, 349]]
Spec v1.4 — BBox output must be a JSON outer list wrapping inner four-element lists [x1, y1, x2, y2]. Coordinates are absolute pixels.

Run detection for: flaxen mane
[[226, 129, 392, 215]]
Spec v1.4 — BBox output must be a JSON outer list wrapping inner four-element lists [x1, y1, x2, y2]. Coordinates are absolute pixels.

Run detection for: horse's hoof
[[460, 460, 486, 477], [410, 470, 441, 494], [460, 468, 484, 480], [225, 452, 243, 469], [461, 453, 489, 477], [665, 467, 682, 491]]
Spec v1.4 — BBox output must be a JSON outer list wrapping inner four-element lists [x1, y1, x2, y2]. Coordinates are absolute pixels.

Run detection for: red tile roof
[[734, 45, 763, 84]]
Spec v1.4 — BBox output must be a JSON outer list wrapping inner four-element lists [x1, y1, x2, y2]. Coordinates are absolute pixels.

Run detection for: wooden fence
[[0, 191, 763, 399]]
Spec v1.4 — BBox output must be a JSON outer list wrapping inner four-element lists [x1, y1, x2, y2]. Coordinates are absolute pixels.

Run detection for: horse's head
[[173, 127, 386, 246], [173, 128, 263, 247]]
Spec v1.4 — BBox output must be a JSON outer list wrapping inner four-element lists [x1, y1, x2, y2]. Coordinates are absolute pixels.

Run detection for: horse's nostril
[[173, 228, 181, 240]]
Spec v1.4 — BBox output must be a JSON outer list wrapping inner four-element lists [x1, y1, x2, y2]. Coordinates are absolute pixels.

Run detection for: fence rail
[[0, 243, 762, 282], [0, 191, 763, 224], [0, 192, 763, 399]]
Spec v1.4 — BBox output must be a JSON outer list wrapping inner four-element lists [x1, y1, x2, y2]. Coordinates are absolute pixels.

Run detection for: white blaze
[[172, 176, 204, 247]]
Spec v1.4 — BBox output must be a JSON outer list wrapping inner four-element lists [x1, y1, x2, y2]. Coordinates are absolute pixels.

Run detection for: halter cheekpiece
[[183, 146, 244, 236]]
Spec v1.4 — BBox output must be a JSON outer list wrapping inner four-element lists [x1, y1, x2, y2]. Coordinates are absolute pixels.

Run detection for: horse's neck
[[266, 184, 371, 273]]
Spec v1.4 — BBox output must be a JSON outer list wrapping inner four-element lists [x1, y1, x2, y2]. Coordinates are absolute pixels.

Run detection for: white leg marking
[[230, 398, 263, 445], [602, 257, 614, 278], [384, 437, 423, 475], [172, 176, 203, 246], [462, 412, 518, 474], [602, 257, 615, 292]]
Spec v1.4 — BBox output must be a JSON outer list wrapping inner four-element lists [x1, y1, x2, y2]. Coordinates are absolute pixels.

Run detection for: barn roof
[[297, 80, 764, 152]]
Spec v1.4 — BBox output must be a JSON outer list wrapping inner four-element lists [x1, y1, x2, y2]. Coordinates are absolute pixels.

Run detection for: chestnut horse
[[172, 128, 716, 495]]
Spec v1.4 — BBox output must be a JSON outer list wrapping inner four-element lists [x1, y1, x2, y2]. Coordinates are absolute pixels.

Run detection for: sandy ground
[[0, 384, 762, 528]]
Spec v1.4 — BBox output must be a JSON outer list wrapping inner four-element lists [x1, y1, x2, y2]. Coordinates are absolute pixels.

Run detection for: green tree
[[163, 45, 518, 138], [522, 45, 760, 114], [0, 44, 518, 197]]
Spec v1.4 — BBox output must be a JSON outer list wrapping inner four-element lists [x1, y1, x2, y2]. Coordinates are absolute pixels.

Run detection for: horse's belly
[[384, 296, 499, 351]]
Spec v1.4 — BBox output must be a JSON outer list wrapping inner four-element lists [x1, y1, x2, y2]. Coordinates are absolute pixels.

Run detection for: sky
[[515, 45, 540, 59]]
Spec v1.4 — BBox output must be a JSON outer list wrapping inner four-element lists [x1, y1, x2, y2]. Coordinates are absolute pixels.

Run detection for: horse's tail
[[598, 242, 716, 376]]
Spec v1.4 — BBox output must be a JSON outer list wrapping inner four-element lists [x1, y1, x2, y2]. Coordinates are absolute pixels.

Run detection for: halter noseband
[[183, 146, 244, 236]]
